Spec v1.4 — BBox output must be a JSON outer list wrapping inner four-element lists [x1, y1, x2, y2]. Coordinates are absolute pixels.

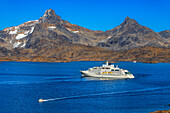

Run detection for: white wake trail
[[39, 86, 170, 102]]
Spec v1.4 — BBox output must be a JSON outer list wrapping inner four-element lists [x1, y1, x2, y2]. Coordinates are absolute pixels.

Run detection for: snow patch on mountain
[[21, 41, 26, 48], [23, 27, 35, 35], [108, 36, 112, 39], [66, 28, 80, 33], [13, 42, 21, 48], [72, 31, 79, 33], [24, 31, 30, 35], [9, 30, 18, 34], [48, 26, 56, 29], [30, 27, 35, 33], [15, 34, 27, 40]]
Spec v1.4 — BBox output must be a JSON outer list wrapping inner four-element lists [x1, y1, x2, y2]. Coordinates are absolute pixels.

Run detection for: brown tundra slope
[[0, 45, 169, 63]]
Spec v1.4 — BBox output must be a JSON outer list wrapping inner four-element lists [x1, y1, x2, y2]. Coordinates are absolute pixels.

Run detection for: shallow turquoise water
[[0, 61, 169, 113]]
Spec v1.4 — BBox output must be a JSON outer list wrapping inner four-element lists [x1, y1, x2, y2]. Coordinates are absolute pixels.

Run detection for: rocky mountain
[[2, 9, 169, 51], [0, 9, 169, 63], [2, 9, 106, 50], [97, 17, 169, 50]]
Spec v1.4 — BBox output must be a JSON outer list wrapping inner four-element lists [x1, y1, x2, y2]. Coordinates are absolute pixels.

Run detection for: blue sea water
[[0, 61, 170, 113]]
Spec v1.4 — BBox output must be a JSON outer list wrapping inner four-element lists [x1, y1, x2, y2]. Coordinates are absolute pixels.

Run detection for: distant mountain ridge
[[2, 9, 169, 50], [0, 9, 169, 63], [98, 17, 169, 50]]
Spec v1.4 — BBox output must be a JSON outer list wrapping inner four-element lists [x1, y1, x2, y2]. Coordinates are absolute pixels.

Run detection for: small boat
[[80, 61, 134, 79], [133, 61, 136, 63], [39, 98, 45, 103]]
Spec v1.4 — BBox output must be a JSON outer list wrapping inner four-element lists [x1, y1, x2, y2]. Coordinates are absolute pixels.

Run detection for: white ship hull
[[81, 71, 134, 79]]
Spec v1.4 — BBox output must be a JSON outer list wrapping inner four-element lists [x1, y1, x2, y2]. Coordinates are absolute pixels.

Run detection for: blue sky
[[1, 0, 170, 32]]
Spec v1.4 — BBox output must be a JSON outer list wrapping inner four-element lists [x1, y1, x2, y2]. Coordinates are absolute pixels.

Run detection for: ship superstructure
[[80, 61, 134, 79]]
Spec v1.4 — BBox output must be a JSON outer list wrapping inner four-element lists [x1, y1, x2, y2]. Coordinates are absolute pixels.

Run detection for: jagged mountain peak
[[124, 16, 130, 21], [104, 17, 141, 34], [99, 16, 168, 50], [39, 9, 62, 24], [121, 16, 139, 26], [43, 9, 56, 17]]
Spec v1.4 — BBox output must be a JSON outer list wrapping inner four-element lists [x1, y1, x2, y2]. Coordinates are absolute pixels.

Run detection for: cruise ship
[[80, 61, 134, 79]]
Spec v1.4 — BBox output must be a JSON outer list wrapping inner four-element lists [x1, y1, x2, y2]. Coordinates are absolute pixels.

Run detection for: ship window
[[111, 69, 114, 71], [106, 67, 110, 69], [125, 72, 131, 74], [115, 69, 119, 71]]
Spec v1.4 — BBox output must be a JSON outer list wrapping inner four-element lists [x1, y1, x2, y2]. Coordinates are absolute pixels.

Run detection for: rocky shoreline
[[0, 58, 169, 63], [150, 110, 170, 113]]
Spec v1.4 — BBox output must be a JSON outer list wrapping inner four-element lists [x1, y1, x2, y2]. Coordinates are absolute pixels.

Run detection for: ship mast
[[106, 61, 108, 66]]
